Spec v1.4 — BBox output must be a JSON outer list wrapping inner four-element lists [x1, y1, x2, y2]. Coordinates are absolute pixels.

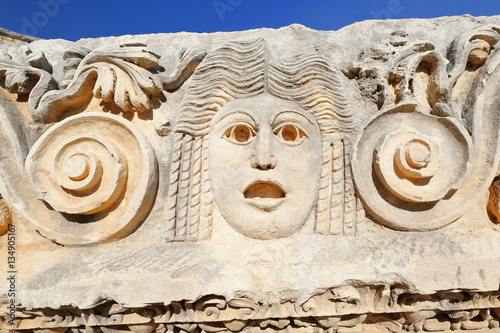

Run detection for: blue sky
[[0, 0, 499, 41]]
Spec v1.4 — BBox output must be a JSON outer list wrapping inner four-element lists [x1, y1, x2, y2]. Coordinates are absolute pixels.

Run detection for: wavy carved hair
[[166, 39, 363, 241]]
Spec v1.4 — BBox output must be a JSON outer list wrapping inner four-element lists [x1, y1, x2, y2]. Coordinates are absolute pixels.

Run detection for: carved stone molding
[[3, 285, 500, 332]]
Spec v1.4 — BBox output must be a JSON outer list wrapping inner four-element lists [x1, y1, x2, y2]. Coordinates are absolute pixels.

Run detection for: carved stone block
[[1, 15, 500, 332]]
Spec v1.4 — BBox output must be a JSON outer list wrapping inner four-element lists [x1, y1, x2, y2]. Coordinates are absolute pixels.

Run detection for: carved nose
[[252, 160, 276, 170], [252, 136, 276, 170]]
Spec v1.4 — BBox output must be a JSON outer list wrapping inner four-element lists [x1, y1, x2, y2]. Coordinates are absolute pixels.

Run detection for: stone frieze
[[1, 15, 500, 332]]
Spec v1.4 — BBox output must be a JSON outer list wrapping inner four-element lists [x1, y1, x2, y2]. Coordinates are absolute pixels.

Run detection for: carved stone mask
[[209, 93, 322, 239]]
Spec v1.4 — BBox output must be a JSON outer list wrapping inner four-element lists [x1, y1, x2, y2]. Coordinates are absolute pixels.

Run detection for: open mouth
[[244, 181, 286, 210]]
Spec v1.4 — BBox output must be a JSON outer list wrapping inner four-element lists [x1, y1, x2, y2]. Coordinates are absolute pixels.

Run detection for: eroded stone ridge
[[0, 15, 500, 332]]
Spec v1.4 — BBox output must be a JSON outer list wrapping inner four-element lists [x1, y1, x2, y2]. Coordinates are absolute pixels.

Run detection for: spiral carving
[[375, 131, 448, 203], [25, 112, 158, 245], [352, 106, 472, 230], [44, 136, 127, 214]]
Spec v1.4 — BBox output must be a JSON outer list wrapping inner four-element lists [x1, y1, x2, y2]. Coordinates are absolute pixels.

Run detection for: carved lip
[[243, 181, 286, 210]]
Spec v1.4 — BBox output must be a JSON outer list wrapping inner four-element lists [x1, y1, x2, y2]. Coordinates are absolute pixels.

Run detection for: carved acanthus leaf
[[35, 43, 206, 123], [0, 43, 206, 123], [0, 44, 53, 94], [0, 44, 56, 112], [31, 43, 163, 123], [77, 43, 162, 111]]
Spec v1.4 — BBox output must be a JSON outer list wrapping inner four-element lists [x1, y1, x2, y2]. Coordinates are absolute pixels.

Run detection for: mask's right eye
[[223, 123, 256, 144]]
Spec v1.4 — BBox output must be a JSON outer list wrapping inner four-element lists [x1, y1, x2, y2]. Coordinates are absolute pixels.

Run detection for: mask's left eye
[[274, 124, 306, 145], [223, 123, 256, 144]]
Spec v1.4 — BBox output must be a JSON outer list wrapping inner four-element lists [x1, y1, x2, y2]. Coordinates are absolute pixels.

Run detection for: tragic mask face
[[208, 94, 322, 239]]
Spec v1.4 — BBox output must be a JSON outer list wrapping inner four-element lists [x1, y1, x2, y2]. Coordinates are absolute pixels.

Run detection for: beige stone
[[0, 15, 500, 332], [0, 197, 10, 235]]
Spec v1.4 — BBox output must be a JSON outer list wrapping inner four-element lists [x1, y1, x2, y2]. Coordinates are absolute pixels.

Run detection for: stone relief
[[353, 24, 500, 231], [0, 42, 204, 244], [1, 15, 500, 333], [0, 42, 205, 123], [4, 285, 500, 332], [167, 38, 361, 240], [1, 25, 498, 243], [24, 112, 158, 244]]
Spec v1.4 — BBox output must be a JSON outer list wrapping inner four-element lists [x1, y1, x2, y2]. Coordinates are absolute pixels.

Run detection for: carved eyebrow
[[271, 110, 314, 125], [216, 109, 257, 125]]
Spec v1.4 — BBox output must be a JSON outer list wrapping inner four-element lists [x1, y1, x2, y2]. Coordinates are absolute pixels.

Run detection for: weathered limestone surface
[[1, 15, 500, 332]]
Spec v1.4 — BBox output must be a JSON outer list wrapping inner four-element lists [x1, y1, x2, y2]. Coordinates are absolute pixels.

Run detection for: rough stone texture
[[0, 28, 39, 44], [1, 15, 500, 332]]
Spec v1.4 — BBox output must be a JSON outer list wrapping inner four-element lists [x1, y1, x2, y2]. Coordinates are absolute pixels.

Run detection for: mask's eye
[[223, 123, 256, 144], [274, 124, 306, 145]]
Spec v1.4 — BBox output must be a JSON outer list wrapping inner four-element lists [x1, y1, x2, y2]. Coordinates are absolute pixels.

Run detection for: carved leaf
[[74, 43, 163, 113], [0, 44, 52, 94], [29, 44, 205, 123]]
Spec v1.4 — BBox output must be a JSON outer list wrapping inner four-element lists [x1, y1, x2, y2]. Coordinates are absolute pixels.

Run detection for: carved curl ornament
[[353, 25, 500, 231], [24, 113, 157, 244]]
